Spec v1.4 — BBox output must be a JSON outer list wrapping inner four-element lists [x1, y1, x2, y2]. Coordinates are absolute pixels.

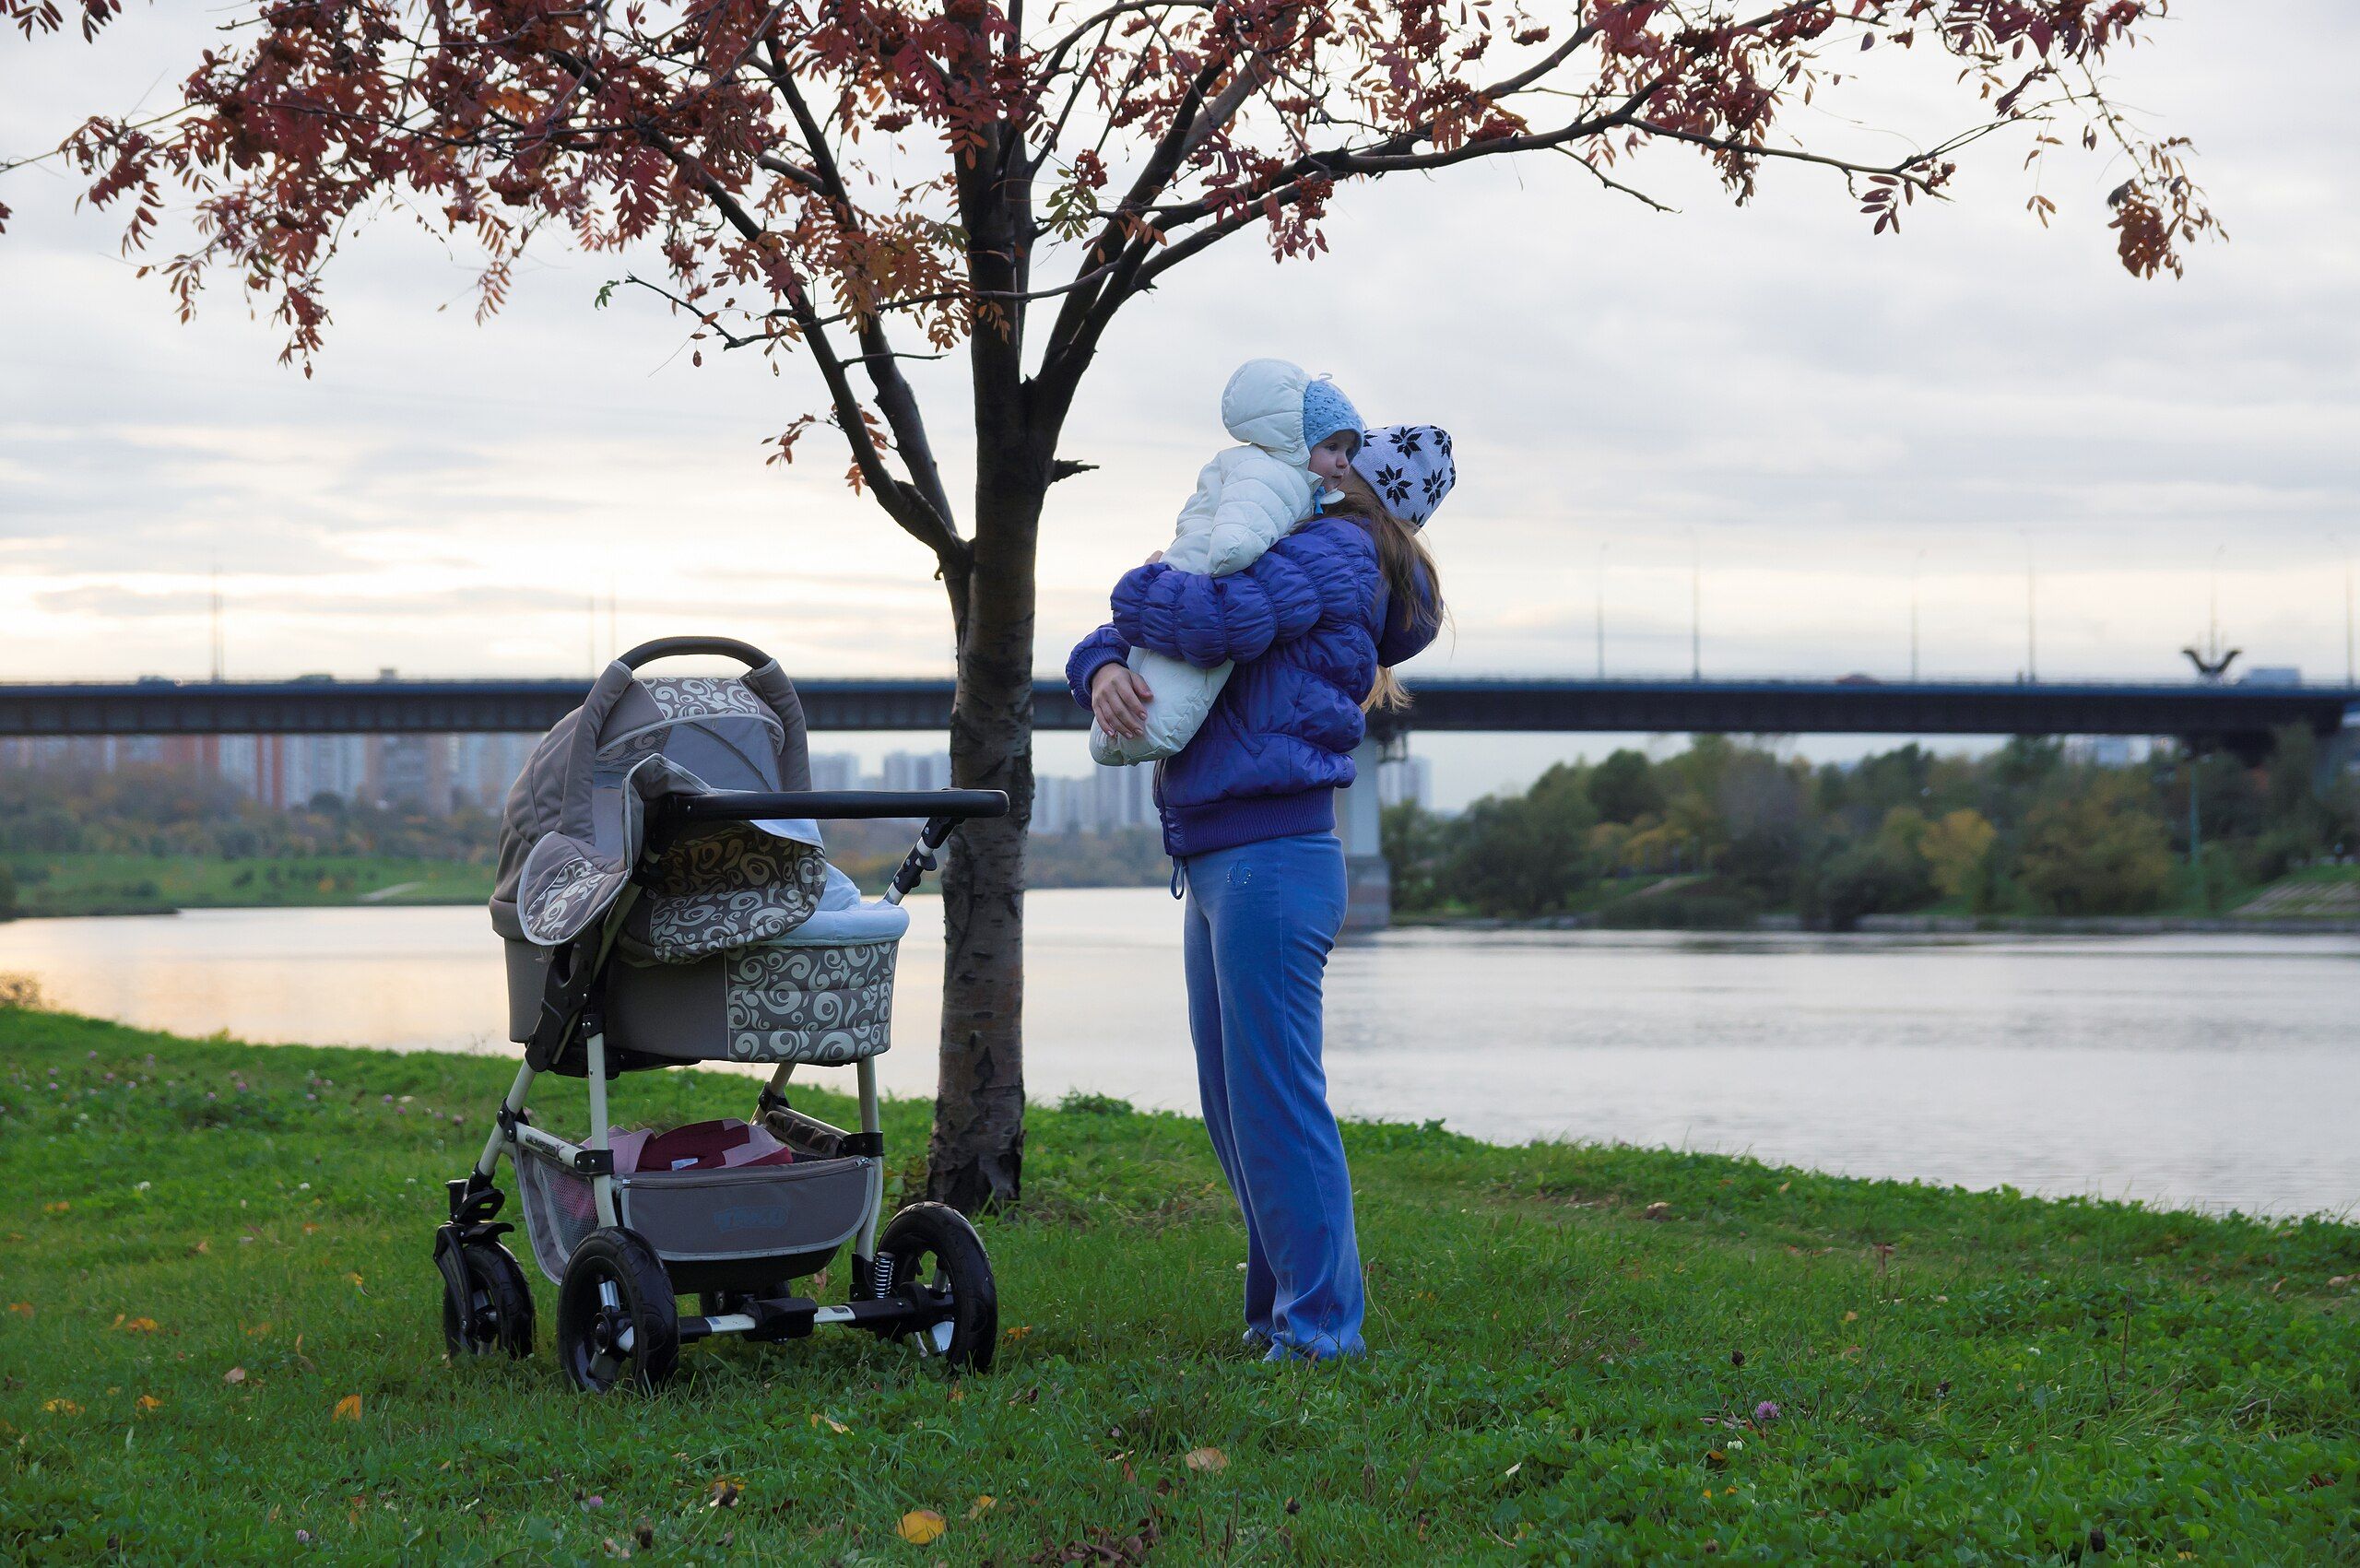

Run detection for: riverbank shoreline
[[1401, 909, 2360, 937], [19, 899, 2353, 936], [5, 1007, 2356, 1561], [0, 852, 494, 922]]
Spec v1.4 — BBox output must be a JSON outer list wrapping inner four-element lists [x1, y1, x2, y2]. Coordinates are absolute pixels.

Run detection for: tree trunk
[[926, 439, 1044, 1213]]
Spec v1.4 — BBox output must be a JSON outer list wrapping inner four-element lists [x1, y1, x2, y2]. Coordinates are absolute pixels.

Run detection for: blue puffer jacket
[[1066, 514, 1441, 858]]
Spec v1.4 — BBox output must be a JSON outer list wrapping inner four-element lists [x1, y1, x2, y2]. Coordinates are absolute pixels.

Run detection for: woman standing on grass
[[1066, 424, 1452, 1361]]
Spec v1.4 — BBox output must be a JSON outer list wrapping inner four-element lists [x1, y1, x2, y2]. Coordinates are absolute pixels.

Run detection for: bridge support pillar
[[1337, 735, 1391, 932], [2323, 704, 2360, 794]]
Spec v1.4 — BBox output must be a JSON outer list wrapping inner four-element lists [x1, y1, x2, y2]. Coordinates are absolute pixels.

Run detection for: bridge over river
[[4, 673, 2352, 747]]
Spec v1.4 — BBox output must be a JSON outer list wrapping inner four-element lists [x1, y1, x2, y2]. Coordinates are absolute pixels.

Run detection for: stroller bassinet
[[438, 636, 1007, 1392]]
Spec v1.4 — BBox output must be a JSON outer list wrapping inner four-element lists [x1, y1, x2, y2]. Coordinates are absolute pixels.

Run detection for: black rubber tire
[[440, 1239, 536, 1361], [555, 1228, 679, 1393], [877, 1202, 997, 1373]]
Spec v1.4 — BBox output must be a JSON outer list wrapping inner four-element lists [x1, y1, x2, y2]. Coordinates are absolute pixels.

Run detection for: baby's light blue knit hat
[[1300, 377, 1363, 455]]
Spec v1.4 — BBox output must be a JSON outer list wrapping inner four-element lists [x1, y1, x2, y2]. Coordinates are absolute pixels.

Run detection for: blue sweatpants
[[1179, 831, 1365, 1360]]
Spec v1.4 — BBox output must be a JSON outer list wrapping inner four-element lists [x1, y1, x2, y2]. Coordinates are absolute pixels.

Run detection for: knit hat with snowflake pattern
[[1350, 424, 1456, 529]]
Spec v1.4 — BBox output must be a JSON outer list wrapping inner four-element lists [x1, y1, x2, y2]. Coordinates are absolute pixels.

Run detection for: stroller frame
[[433, 638, 1009, 1391]]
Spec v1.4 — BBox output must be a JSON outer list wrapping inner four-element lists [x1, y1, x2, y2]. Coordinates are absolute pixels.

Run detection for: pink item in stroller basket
[[550, 1118, 796, 1226], [613, 1118, 796, 1173]]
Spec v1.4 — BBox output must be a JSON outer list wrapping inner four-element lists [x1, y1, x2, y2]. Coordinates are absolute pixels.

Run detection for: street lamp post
[[2019, 533, 2037, 683], [1910, 548, 1924, 683], [1687, 527, 1701, 683], [2335, 535, 2354, 688], [1595, 541, 1608, 680]]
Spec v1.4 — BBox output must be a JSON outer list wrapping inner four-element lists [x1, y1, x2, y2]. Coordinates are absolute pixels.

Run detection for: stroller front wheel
[[556, 1228, 680, 1393], [439, 1238, 536, 1361], [877, 1202, 997, 1373]]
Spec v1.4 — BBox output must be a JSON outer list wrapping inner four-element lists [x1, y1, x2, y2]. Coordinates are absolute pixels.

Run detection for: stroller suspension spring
[[872, 1252, 895, 1299]]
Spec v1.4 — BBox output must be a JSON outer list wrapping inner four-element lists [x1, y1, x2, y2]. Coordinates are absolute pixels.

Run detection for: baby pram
[[434, 637, 1008, 1392]]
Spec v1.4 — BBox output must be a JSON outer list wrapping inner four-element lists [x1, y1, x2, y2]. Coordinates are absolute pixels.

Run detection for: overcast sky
[[3, 6, 2354, 804]]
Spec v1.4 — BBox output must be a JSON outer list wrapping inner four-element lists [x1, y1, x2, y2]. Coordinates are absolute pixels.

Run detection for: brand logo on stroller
[[714, 1203, 789, 1234]]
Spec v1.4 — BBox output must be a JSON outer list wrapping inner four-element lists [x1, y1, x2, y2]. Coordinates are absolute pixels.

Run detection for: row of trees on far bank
[[1383, 731, 2357, 928], [0, 766, 503, 866]]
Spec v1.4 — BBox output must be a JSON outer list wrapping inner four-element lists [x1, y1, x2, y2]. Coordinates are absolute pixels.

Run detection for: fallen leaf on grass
[[223, 1367, 247, 1385], [1004, 1325, 1033, 1342], [41, 1398, 81, 1415], [1705, 1450, 1729, 1469], [1642, 1201, 1672, 1221], [346, 1273, 365, 1290], [897, 1510, 947, 1545], [1182, 1446, 1228, 1473], [808, 1414, 848, 1434], [191, 1241, 209, 1256], [704, 1480, 741, 1509], [1841, 1311, 1858, 1323], [966, 1496, 996, 1521], [43, 1202, 68, 1215], [302, 1224, 321, 1236], [118, 1316, 159, 1334], [6, 1303, 30, 1316], [136, 1395, 162, 1411], [332, 1394, 362, 1421]]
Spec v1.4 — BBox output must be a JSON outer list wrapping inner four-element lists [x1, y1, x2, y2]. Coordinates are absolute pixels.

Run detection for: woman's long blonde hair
[[1326, 468, 1446, 713]]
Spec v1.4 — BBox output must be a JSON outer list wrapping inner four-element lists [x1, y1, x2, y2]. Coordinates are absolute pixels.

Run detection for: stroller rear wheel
[[877, 1202, 997, 1372], [440, 1239, 535, 1361], [556, 1228, 680, 1393]]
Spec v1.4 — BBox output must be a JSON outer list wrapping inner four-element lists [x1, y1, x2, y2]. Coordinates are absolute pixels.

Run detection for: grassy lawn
[[2, 855, 494, 918], [3, 1008, 2356, 1563]]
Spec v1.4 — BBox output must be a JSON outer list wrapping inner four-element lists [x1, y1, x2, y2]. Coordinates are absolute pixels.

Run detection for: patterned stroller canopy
[[490, 659, 828, 961]]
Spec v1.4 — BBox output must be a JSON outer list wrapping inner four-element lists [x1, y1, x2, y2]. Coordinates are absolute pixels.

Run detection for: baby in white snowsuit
[[1091, 359, 1364, 765]]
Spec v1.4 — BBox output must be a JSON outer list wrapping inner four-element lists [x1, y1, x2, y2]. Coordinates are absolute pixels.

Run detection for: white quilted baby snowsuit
[[435, 636, 1007, 1392]]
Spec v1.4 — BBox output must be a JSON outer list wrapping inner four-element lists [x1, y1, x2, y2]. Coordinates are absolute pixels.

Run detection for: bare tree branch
[[757, 39, 958, 533]]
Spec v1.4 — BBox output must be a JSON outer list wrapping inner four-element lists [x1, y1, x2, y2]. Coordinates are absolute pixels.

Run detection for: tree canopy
[[7, 0, 2216, 572]]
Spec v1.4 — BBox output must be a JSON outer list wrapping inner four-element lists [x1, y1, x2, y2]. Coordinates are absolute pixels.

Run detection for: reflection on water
[[3, 892, 2354, 1217]]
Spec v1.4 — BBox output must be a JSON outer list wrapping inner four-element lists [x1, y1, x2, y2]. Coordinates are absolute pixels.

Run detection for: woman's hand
[[1091, 662, 1153, 739]]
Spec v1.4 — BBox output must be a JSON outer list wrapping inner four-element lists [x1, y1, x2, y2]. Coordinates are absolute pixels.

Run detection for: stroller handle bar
[[619, 635, 774, 671], [657, 789, 1009, 825]]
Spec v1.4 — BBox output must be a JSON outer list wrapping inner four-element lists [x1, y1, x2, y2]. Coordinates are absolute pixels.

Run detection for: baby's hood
[[1220, 359, 1313, 468]]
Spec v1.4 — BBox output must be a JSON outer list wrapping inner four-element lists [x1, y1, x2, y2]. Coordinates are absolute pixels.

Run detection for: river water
[[2, 891, 2353, 1218]]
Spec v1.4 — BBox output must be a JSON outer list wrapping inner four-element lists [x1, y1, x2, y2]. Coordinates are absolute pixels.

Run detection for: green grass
[[3, 1009, 2356, 1564], [2, 855, 493, 918], [2279, 864, 2360, 885]]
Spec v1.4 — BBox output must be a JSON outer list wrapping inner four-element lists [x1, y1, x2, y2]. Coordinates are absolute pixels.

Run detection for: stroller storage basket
[[514, 1140, 879, 1287]]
